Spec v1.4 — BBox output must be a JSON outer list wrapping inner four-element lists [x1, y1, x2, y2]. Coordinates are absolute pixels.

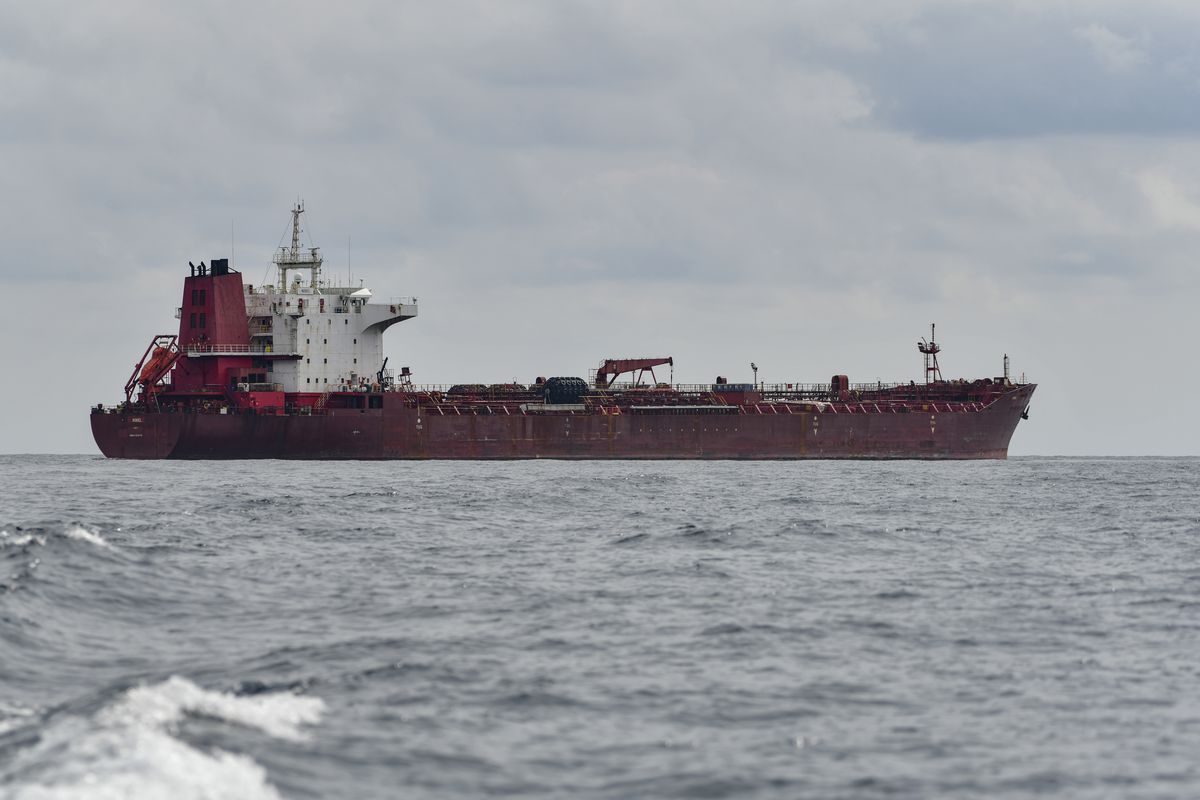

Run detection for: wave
[[0, 524, 110, 551], [4, 676, 325, 800], [63, 525, 110, 549], [0, 702, 35, 736], [0, 530, 46, 549]]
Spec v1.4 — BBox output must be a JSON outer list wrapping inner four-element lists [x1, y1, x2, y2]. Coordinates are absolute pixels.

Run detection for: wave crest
[[64, 525, 109, 548], [5, 676, 325, 800]]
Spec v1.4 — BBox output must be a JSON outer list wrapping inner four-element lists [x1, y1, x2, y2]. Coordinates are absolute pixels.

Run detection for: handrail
[[383, 380, 1026, 395], [186, 344, 278, 355]]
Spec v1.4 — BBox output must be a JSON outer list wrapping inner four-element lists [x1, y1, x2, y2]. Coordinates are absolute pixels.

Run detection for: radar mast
[[274, 202, 322, 290], [918, 323, 942, 383]]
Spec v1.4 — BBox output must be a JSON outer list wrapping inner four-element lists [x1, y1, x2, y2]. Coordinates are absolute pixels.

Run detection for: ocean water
[[0, 455, 1197, 799]]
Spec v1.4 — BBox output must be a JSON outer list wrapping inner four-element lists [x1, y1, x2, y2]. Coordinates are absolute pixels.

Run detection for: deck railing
[[185, 344, 290, 356], [388, 382, 905, 395]]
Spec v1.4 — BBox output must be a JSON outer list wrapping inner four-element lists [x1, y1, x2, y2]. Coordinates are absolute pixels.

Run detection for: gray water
[[0, 456, 1197, 799]]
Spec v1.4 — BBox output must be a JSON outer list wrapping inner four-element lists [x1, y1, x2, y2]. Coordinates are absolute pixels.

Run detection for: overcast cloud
[[2, 0, 1198, 455]]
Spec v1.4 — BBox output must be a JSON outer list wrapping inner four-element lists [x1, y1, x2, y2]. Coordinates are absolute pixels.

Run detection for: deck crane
[[593, 357, 674, 388]]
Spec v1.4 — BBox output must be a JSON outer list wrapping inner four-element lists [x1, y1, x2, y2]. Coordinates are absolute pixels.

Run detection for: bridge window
[[199, 313, 206, 329], [189, 313, 196, 329], [199, 289, 206, 306]]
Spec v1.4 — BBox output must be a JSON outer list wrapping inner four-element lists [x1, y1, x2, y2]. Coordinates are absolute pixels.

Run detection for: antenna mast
[[273, 201, 323, 291], [917, 323, 942, 384]]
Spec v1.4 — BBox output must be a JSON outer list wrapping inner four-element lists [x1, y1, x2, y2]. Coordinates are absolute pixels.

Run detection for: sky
[[2, 0, 1198, 455]]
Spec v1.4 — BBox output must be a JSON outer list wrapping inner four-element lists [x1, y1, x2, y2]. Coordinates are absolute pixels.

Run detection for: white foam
[[109, 675, 325, 742], [6, 676, 325, 800], [64, 525, 110, 548], [0, 702, 35, 736], [0, 530, 45, 548]]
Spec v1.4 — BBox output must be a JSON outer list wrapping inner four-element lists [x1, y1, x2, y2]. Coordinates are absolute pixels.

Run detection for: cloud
[[1138, 170, 1200, 230], [822, 4, 1200, 139], [1075, 22, 1148, 73], [1, 0, 1199, 454]]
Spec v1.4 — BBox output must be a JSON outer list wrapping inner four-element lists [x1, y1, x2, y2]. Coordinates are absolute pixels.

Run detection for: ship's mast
[[918, 323, 942, 383], [274, 202, 323, 291]]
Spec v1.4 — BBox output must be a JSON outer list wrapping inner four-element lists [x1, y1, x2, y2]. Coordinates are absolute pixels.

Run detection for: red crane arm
[[596, 357, 674, 388]]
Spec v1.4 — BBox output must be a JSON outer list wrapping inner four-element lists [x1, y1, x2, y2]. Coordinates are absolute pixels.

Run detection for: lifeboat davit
[[139, 346, 174, 383]]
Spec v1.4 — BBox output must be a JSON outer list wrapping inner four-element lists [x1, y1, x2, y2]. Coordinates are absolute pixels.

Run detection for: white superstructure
[[243, 204, 417, 392]]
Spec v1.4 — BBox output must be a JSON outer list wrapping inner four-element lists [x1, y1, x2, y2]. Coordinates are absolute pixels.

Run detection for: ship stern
[[91, 408, 180, 459]]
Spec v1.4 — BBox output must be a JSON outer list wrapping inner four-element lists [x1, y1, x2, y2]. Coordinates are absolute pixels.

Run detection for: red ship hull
[[91, 384, 1034, 460]]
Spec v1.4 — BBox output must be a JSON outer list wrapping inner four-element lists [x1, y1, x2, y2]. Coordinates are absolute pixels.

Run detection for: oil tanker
[[91, 205, 1035, 459]]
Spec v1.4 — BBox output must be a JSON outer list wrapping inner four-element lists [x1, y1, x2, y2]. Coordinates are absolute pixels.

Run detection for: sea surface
[[0, 456, 1197, 799]]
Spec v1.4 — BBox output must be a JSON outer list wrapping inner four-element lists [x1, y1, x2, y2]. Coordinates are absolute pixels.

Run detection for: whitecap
[[0, 702, 36, 736], [64, 525, 110, 548], [0, 530, 44, 548], [109, 675, 325, 742], [4, 676, 325, 800]]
